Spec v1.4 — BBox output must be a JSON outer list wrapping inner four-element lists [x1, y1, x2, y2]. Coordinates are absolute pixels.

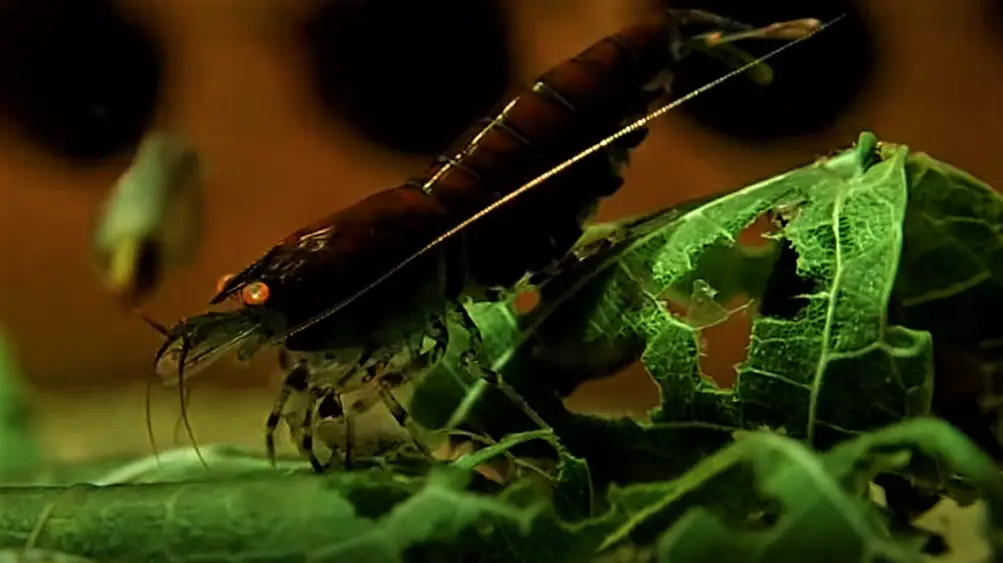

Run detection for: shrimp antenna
[[265, 14, 843, 347], [175, 334, 210, 470], [132, 307, 170, 336], [128, 306, 170, 463], [143, 373, 162, 466]]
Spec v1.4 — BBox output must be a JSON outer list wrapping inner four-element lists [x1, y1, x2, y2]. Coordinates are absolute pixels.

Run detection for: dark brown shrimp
[[152, 9, 833, 471]]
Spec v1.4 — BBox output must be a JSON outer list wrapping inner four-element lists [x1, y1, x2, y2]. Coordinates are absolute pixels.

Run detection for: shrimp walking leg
[[315, 393, 353, 470], [377, 381, 433, 457], [297, 402, 329, 473], [264, 361, 310, 466], [448, 304, 553, 433]]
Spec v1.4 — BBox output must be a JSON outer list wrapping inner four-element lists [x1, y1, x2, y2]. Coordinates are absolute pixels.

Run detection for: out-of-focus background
[[0, 0, 1000, 482]]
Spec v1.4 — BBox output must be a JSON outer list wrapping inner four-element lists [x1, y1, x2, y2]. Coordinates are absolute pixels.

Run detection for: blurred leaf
[[0, 448, 607, 563], [890, 154, 1003, 457], [0, 549, 96, 563], [0, 331, 44, 482], [893, 154, 1003, 349], [7, 421, 997, 563], [0, 471, 421, 562], [616, 419, 1000, 563]]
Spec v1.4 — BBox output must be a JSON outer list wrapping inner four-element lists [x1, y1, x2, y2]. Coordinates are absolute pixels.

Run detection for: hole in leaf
[[298, 0, 512, 156], [565, 227, 780, 417], [738, 214, 778, 249], [0, 0, 164, 163], [563, 362, 660, 419], [652, 0, 874, 141], [758, 238, 816, 320], [660, 283, 753, 389], [557, 212, 792, 417]]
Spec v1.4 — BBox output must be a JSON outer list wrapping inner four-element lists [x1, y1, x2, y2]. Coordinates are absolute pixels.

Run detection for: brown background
[[0, 0, 1002, 455]]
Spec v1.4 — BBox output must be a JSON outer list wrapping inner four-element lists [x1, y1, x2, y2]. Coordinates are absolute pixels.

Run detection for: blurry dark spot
[[927, 342, 1003, 461], [299, 0, 512, 155], [659, 0, 874, 141], [285, 366, 310, 392], [874, 473, 943, 525], [132, 238, 163, 299], [758, 239, 815, 319], [921, 534, 949, 556], [317, 394, 345, 418], [986, 1, 1003, 37], [381, 372, 406, 387], [742, 498, 782, 530], [0, 0, 163, 163]]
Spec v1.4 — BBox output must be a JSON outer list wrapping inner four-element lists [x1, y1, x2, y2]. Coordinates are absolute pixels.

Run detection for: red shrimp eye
[[216, 273, 235, 295], [241, 281, 270, 306]]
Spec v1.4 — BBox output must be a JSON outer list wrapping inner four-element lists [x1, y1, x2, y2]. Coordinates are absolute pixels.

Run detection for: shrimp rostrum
[[152, 9, 826, 472]]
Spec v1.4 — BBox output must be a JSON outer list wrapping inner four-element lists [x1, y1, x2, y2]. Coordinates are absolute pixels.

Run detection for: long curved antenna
[[144, 375, 161, 466], [133, 307, 169, 465], [175, 335, 209, 470], [265, 14, 843, 348], [134, 307, 170, 336]]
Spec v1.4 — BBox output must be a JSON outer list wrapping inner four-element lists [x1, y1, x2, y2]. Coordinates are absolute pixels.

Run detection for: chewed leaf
[[734, 140, 934, 446], [514, 132, 934, 445], [427, 133, 949, 490], [518, 162, 820, 417]]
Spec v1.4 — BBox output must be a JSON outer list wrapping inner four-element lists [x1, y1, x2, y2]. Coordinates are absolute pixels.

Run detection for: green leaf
[[732, 139, 934, 447], [893, 153, 1003, 350]]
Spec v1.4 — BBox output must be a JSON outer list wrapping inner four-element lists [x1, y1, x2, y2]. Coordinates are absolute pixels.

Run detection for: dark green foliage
[[2, 132, 1003, 562]]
